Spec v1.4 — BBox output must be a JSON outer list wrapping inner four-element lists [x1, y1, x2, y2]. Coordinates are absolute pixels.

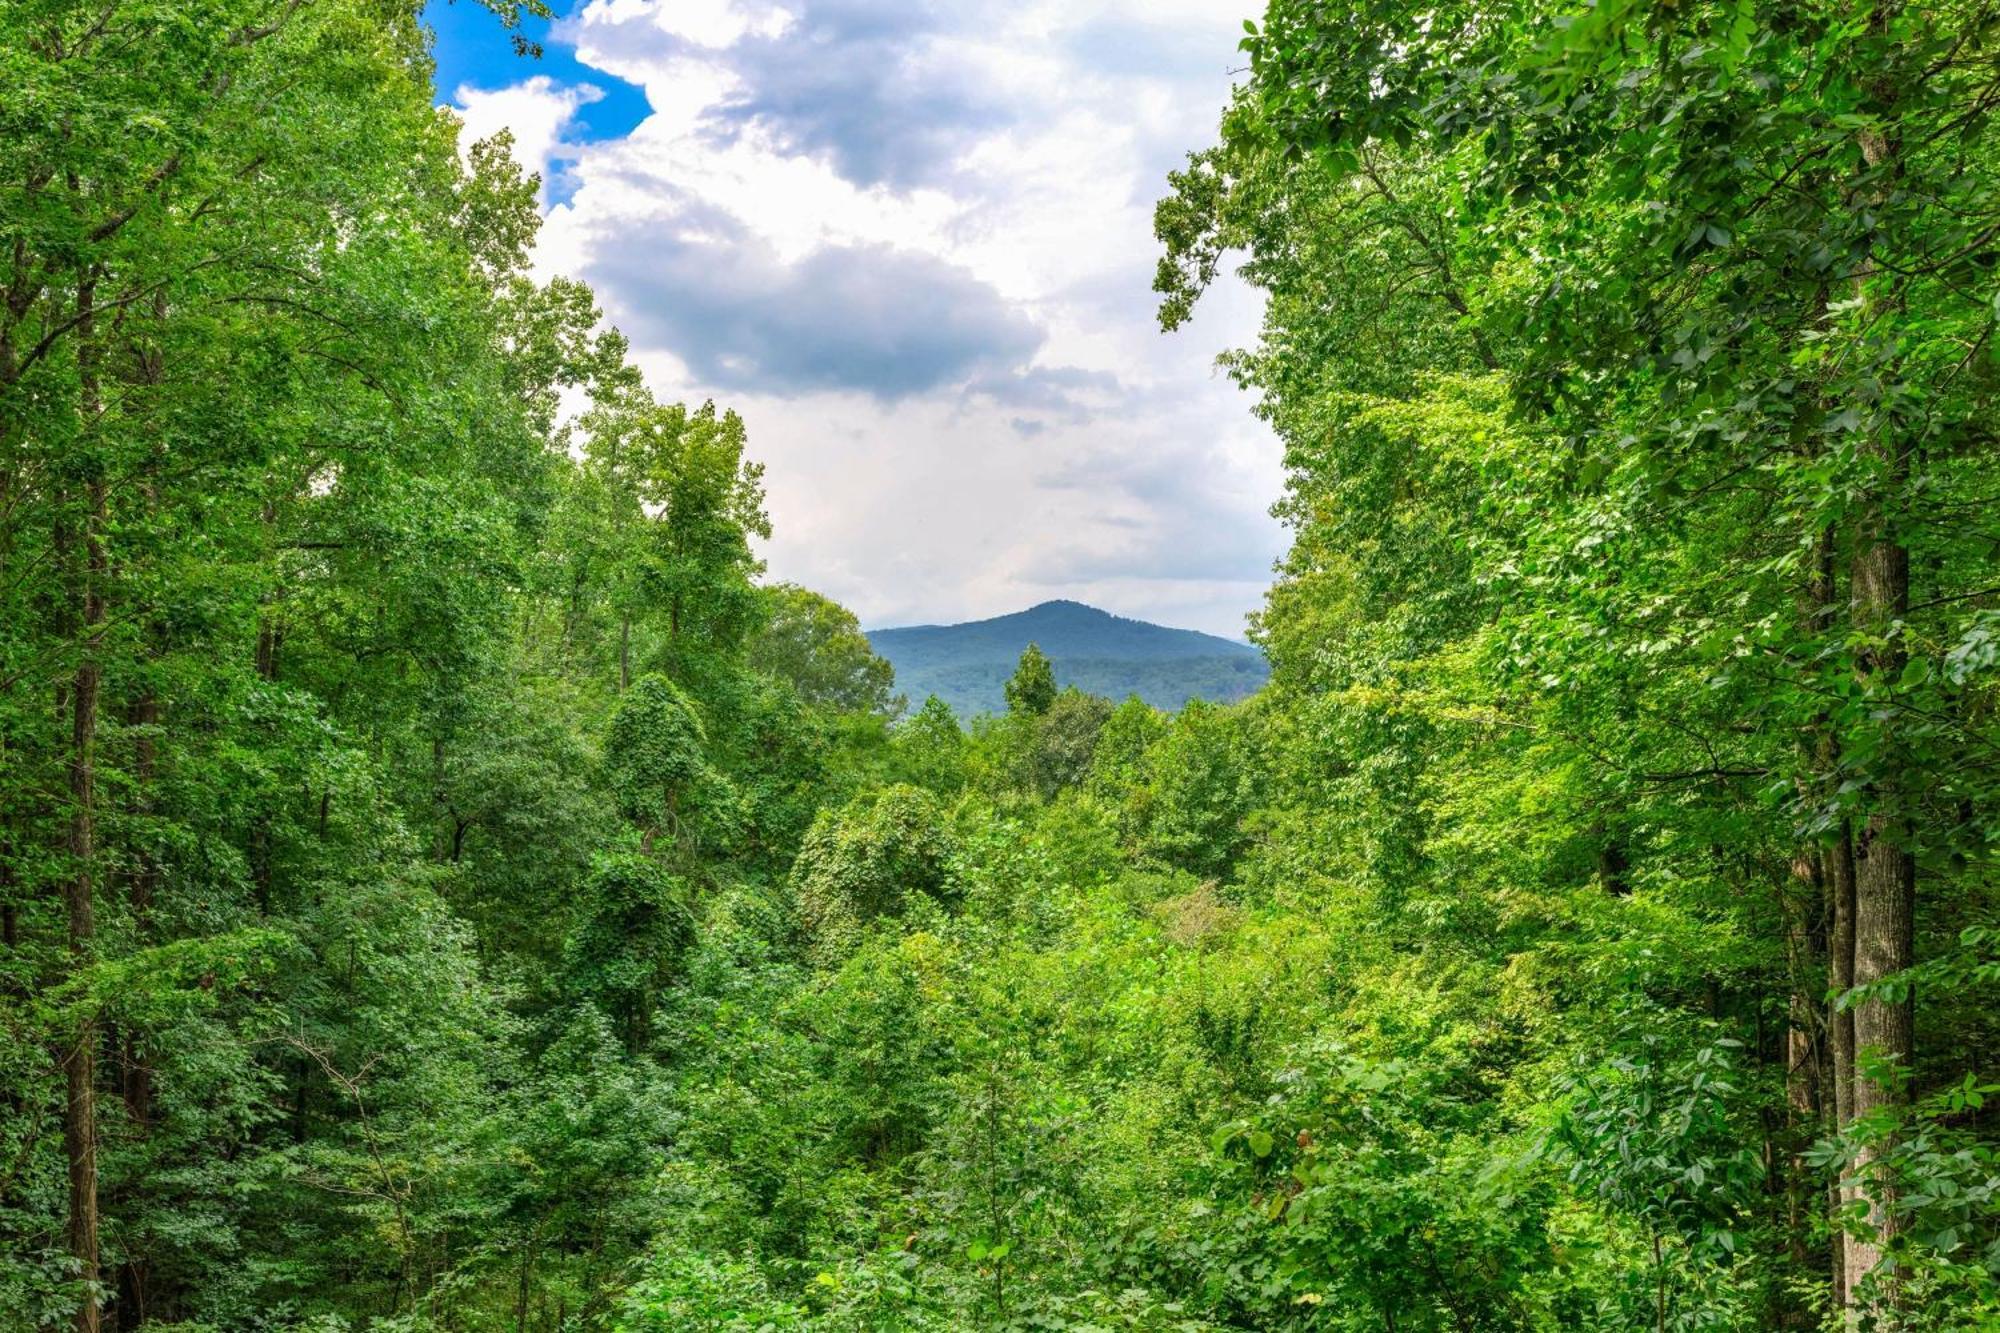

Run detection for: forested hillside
[[2, 2, 1996, 1332], [866, 601, 1268, 716]]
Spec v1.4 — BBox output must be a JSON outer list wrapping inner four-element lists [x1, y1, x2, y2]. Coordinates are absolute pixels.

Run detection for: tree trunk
[[1594, 821, 1629, 896], [116, 691, 158, 1327], [515, 1239, 535, 1333], [1826, 822, 1858, 1307], [255, 499, 282, 683], [1845, 479, 1913, 1300], [122, 689, 157, 1124], [254, 619, 281, 683], [64, 275, 105, 1333], [253, 584, 279, 914], [1784, 846, 1824, 1286], [1838, 30, 1914, 1309]]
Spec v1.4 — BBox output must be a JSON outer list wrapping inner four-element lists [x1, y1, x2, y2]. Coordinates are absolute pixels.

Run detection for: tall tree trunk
[[1840, 45, 1915, 1307], [515, 1238, 535, 1333], [65, 275, 105, 1333], [255, 501, 282, 683], [1784, 844, 1824, 1311], [1845, 455, 1913, 1301], [122, 292, 165, 1138], [254, 619, 281, 683], [116, 299, 170, 1328], [1827, 821, 1858, 1308], [115, 689, 157, 1329], [253, 564, 279, 914]]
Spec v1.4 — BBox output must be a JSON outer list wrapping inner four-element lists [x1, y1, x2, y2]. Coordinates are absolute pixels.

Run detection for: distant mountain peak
[[872, 599, 1248, 644], [866, 601, 1266, 717]]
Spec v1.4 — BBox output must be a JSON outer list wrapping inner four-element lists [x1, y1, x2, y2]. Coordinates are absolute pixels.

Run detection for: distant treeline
[[892, 653, 1268, 718]]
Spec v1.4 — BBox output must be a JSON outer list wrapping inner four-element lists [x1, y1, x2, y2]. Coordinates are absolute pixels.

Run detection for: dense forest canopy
[[1, 2, 1996, 1332]]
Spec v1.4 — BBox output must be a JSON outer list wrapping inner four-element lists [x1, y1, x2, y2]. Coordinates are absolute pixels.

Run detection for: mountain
[[866, 600, 1269, 718]]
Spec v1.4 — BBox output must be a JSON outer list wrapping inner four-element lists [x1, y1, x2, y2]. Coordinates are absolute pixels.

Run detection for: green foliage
[[606, 673, 737, 854], [0, 1, 800, 1320], [1552, 1028, 1766, 1328], [1027, 689, 1115, 799], [1206, 1039, 1557, 1328], [1131, 699, 1264, 882], [791, 786, 957, 960], [563, 853, 697, 1054], [751, 583, 901, 717], [6, 2, 1996, 1331], [1148, 1, 2000, 1325], [1005, 643, 1059, 717], [1810, 1074, 2000, 1322], [891, 696, 968, 797], [616, 1251, 804, 1331]]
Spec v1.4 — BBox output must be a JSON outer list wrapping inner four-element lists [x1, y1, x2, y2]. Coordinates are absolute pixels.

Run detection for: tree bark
[[1827, 822, 1858, 1307], [1845, 467, 1913, 1300], [1838, 46, 1915, 1302], [115, 690, 157, 1328], [64, 275, 105, 1333], [1784, 845, 1824, 1297], [1830, 18, 1915, 1307]]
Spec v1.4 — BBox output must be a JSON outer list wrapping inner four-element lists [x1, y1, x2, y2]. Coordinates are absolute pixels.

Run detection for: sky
[[429, 0, 1281, 639]]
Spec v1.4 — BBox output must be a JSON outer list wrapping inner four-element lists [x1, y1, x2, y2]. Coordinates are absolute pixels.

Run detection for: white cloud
[[448, 0, 1282, 639], [452, 75, 602, 199]]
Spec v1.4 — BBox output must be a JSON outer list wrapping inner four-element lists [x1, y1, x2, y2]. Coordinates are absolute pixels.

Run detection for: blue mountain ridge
[[865, 600, 1269, 718]]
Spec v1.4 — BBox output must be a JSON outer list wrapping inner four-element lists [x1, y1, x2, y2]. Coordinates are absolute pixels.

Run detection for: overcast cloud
[[445, 0, 1281, 637]]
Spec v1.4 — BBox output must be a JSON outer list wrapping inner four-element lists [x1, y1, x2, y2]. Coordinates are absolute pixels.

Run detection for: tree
[[578, 390, 769, 696], [1161, 0, 2000, 1319], [1137, 699, 1262, 882], [1031, 688, 1115, 799], [1087, 695, 1166, 798], [748, 583, 900, 715], [1004, 644, 1057, 717], [893, 695, 968, 796], [563, 853, 697, 1055], [606, 674, 736, 857]]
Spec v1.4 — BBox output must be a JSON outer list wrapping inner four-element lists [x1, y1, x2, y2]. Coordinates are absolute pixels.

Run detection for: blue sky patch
[[424, 0, 649, 144]]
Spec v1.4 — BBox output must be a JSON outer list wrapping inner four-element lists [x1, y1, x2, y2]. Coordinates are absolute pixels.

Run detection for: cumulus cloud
[[967, 366, 1123, 423], [446, 0, 1283, 638], [1027, 437, 1279, 584], [452, 76, 602, 201], [703, 0, 1013, 189], [555, 0, 1007, 190], [584, 204, 1042, 398]]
